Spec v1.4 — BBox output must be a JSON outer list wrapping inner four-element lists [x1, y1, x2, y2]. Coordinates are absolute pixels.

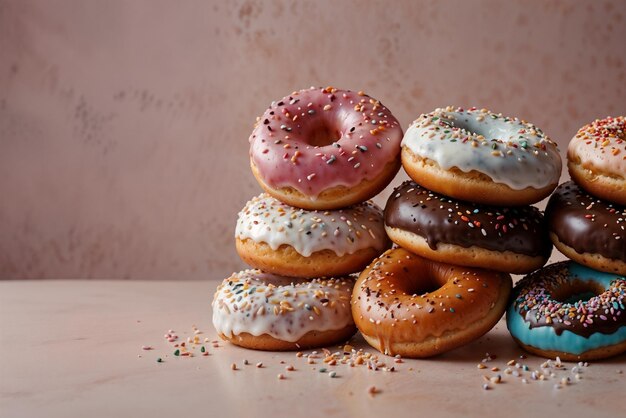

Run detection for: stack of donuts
[[352, 107, 562, 358], [212, 89, 626, 361], [212, 87, 404, 350], [507, 116, 626, 361]]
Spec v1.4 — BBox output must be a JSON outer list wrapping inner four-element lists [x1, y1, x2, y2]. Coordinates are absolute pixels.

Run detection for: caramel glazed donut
[[213, 270, 356, 351], [236, 194, 389, 278], [507, 262, 626, 361], [249, 87, 403, 210], [401, 107, 562, 206], [384, 181, 552, 274], [546, 182, 626, 275], [352, 248, 512, 358], [568, 116, 626, 205]]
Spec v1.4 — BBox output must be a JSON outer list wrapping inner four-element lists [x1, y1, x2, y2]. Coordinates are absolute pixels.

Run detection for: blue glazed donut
[[507, 261, 626, 360]]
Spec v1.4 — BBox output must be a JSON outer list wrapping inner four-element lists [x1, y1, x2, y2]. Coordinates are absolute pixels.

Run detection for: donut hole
[[446, 116, 508, 141], [306, 122, 342, 147], [446, 118, 475, 134], [407, 269, 446, 296], [410, 278, 441, 296], [551, 280, 605, 304]]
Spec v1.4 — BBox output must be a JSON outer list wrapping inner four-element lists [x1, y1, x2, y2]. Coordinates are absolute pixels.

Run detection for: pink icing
[[568, 116, 626, 176], [249, 87, 403, 198]]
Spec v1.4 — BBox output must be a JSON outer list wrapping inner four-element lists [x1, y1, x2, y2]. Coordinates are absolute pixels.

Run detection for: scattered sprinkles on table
[[144, 324, 619, 395], [477, 352, 591, 390]]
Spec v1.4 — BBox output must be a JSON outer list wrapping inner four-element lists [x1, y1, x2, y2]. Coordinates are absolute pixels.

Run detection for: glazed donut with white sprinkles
[[401, 106, 562, 206], [507, 261, 626, 361], [236, 194, 389, 278], [212, 270, 356, 351], [249, 86, 403, 210]]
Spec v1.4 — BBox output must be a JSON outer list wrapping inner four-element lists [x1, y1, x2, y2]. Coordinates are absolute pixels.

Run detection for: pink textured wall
[[1, 0, 624, 279]]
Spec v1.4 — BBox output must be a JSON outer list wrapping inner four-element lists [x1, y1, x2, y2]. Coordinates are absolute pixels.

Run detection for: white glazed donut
[[235, 194, 389, 277], [401, 106, 562, 205], [212, 269, 356, 350]]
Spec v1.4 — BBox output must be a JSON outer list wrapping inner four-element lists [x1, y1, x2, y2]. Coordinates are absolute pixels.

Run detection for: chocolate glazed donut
[[545, 181, 626, 275], [384, 181, 552, 273]]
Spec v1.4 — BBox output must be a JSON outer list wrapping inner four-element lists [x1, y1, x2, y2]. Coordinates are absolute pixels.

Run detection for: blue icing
[[506, 305, 626, 355], [567, 262, 624, 287], [507, 262, 626, 355]]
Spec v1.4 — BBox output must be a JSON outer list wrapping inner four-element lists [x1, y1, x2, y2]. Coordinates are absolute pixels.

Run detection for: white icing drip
[[402, 107, 562, 190], [212, 270, 354, 342], [235, 194, 386, 257]]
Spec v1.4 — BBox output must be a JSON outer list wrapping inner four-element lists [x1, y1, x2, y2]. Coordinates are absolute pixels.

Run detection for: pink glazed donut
[[249, 87, 403, 210]]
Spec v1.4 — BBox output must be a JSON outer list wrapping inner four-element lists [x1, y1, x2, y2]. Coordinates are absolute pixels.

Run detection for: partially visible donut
[[236, 194, 389, 278], [212, 270, 356, 351], [546, 181, 626, 275], [567, 116, 626, 205], [384, 181, 552, 274], [249, 87, 403, 210], [352, 248, 512, 358], [401, 107, 562, 206], [507, 261, 626, 361]]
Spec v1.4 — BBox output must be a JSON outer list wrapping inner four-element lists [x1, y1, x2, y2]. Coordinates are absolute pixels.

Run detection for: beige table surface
[[1, 280, 624, 418]]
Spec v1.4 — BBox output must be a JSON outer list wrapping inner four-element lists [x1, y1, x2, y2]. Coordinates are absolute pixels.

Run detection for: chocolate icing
[[522, 307, 625, 338], [384, 181, 552, 257], [546, 182, 626, 262]]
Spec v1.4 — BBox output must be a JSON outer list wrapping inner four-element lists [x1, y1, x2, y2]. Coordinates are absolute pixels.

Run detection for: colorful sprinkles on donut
[[507, 262, 626, 360], [357, 253, 496, 319], [212, 270, 354, 342], [236, 193, 386, 257], [408, 106, 556, 156], [567, 116, 626, 205], [352, 248, 511, 357], [511, 263, 625, 335], [402, 106, 561, 190], [249, 87, 403, 196], [385, 181, 551, 257], [571, 116, 626, 162]]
